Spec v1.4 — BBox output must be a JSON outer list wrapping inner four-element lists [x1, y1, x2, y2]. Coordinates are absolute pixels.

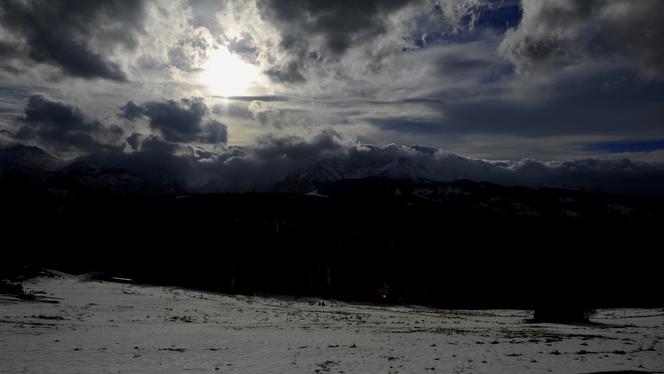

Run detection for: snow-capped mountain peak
[[58, 157, 104, 176], [274, 155, 450, 193]]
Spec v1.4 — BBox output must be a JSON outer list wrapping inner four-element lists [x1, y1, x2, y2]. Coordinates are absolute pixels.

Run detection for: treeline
[[2, 180, 662, 310]]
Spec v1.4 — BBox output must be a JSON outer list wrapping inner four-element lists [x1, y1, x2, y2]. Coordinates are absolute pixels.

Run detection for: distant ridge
[[0, 144, 61, 172], [0, 144, 173, 194]]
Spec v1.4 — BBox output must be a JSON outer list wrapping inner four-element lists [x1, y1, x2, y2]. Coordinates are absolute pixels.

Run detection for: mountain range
[[0, 144, 171, 194], [2, 144, 662, 225], [2, 143, 664, 201]]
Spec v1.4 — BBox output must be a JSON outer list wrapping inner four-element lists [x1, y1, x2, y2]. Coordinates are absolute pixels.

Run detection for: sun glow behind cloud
[[200, 47, 259, 96]]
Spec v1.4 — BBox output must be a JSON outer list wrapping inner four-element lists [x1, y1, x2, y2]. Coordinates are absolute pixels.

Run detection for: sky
[[0, 0, 663, 190]]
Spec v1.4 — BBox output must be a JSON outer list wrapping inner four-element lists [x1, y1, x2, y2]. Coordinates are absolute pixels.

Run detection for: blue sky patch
[[585, 139, 664, 153]]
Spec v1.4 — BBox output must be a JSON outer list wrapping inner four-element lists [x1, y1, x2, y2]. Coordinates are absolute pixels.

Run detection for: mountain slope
[[273, 152, 664, 197], [314, 177, 662, 223], [0, 145, 173, 195], [0, 144, 61, 171]]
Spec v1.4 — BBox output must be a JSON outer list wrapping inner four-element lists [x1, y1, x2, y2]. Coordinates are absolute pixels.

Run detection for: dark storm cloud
[[187, 145, 217, 161], [253, 129, 346, 160], [138, 135, 180, 154], [9, 95, 228, 156], [87, 141, 198, 187], [143, 98, 208, 143], [204, 120, 229, 145], [121, 98, 228, 145], [13, 95, 122, 153], [500, 0, 664, 79], [256, 0, 421, 83], [79, 129, 351, 191], [119, 101, 145, 121], [257, 0, 417, 55], [126, 132, 143, 151], [0, 0, 146, 81], [0, 40, 22, 61]]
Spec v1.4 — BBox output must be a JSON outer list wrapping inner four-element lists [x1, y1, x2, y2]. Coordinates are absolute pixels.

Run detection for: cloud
[[8, 95, 230, 156], [1, 0, 662, 172], [252, 129, 348, 161], [256, 0, 418, 56], [87, 141, 198, 187], [167, 27, 215, 71], [5, 94, 664, 196], [265, 61, 306, 84], [242, 0, 504, 87], [126, 98, 228, 145], [13, 95, 123, 153], [136, 134, 181, 154], [119, 101, 146, 121], [499, 0, 664, 79], [248, 100, 307, 129], [0, 0, 147, 81], [249, 0, 429, 84], [143, 98, 208, 142], [126, 132, 143, 150], [78, 128, 352, 190], [203, 120, 228, 145], [368, 118, 447, 135], [363, 56, 663, 143]]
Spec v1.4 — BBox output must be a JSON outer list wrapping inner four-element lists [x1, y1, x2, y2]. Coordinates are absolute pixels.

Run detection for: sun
[[200, 47, 259, 96]]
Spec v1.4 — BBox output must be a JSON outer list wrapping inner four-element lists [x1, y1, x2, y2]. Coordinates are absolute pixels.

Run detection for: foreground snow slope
[[1, 274, 663, 373]]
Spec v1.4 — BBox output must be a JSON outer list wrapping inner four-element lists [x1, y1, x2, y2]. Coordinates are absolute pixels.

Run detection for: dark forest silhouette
[[2, 166, 662, 324]]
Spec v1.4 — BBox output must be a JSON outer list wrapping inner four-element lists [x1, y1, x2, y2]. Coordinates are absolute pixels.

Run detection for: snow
[[305, 190, 329, 198], [1, 274, 663, 373]]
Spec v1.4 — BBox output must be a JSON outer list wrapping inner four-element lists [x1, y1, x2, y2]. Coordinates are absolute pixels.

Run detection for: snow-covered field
[[1, 273, 663, 373]]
